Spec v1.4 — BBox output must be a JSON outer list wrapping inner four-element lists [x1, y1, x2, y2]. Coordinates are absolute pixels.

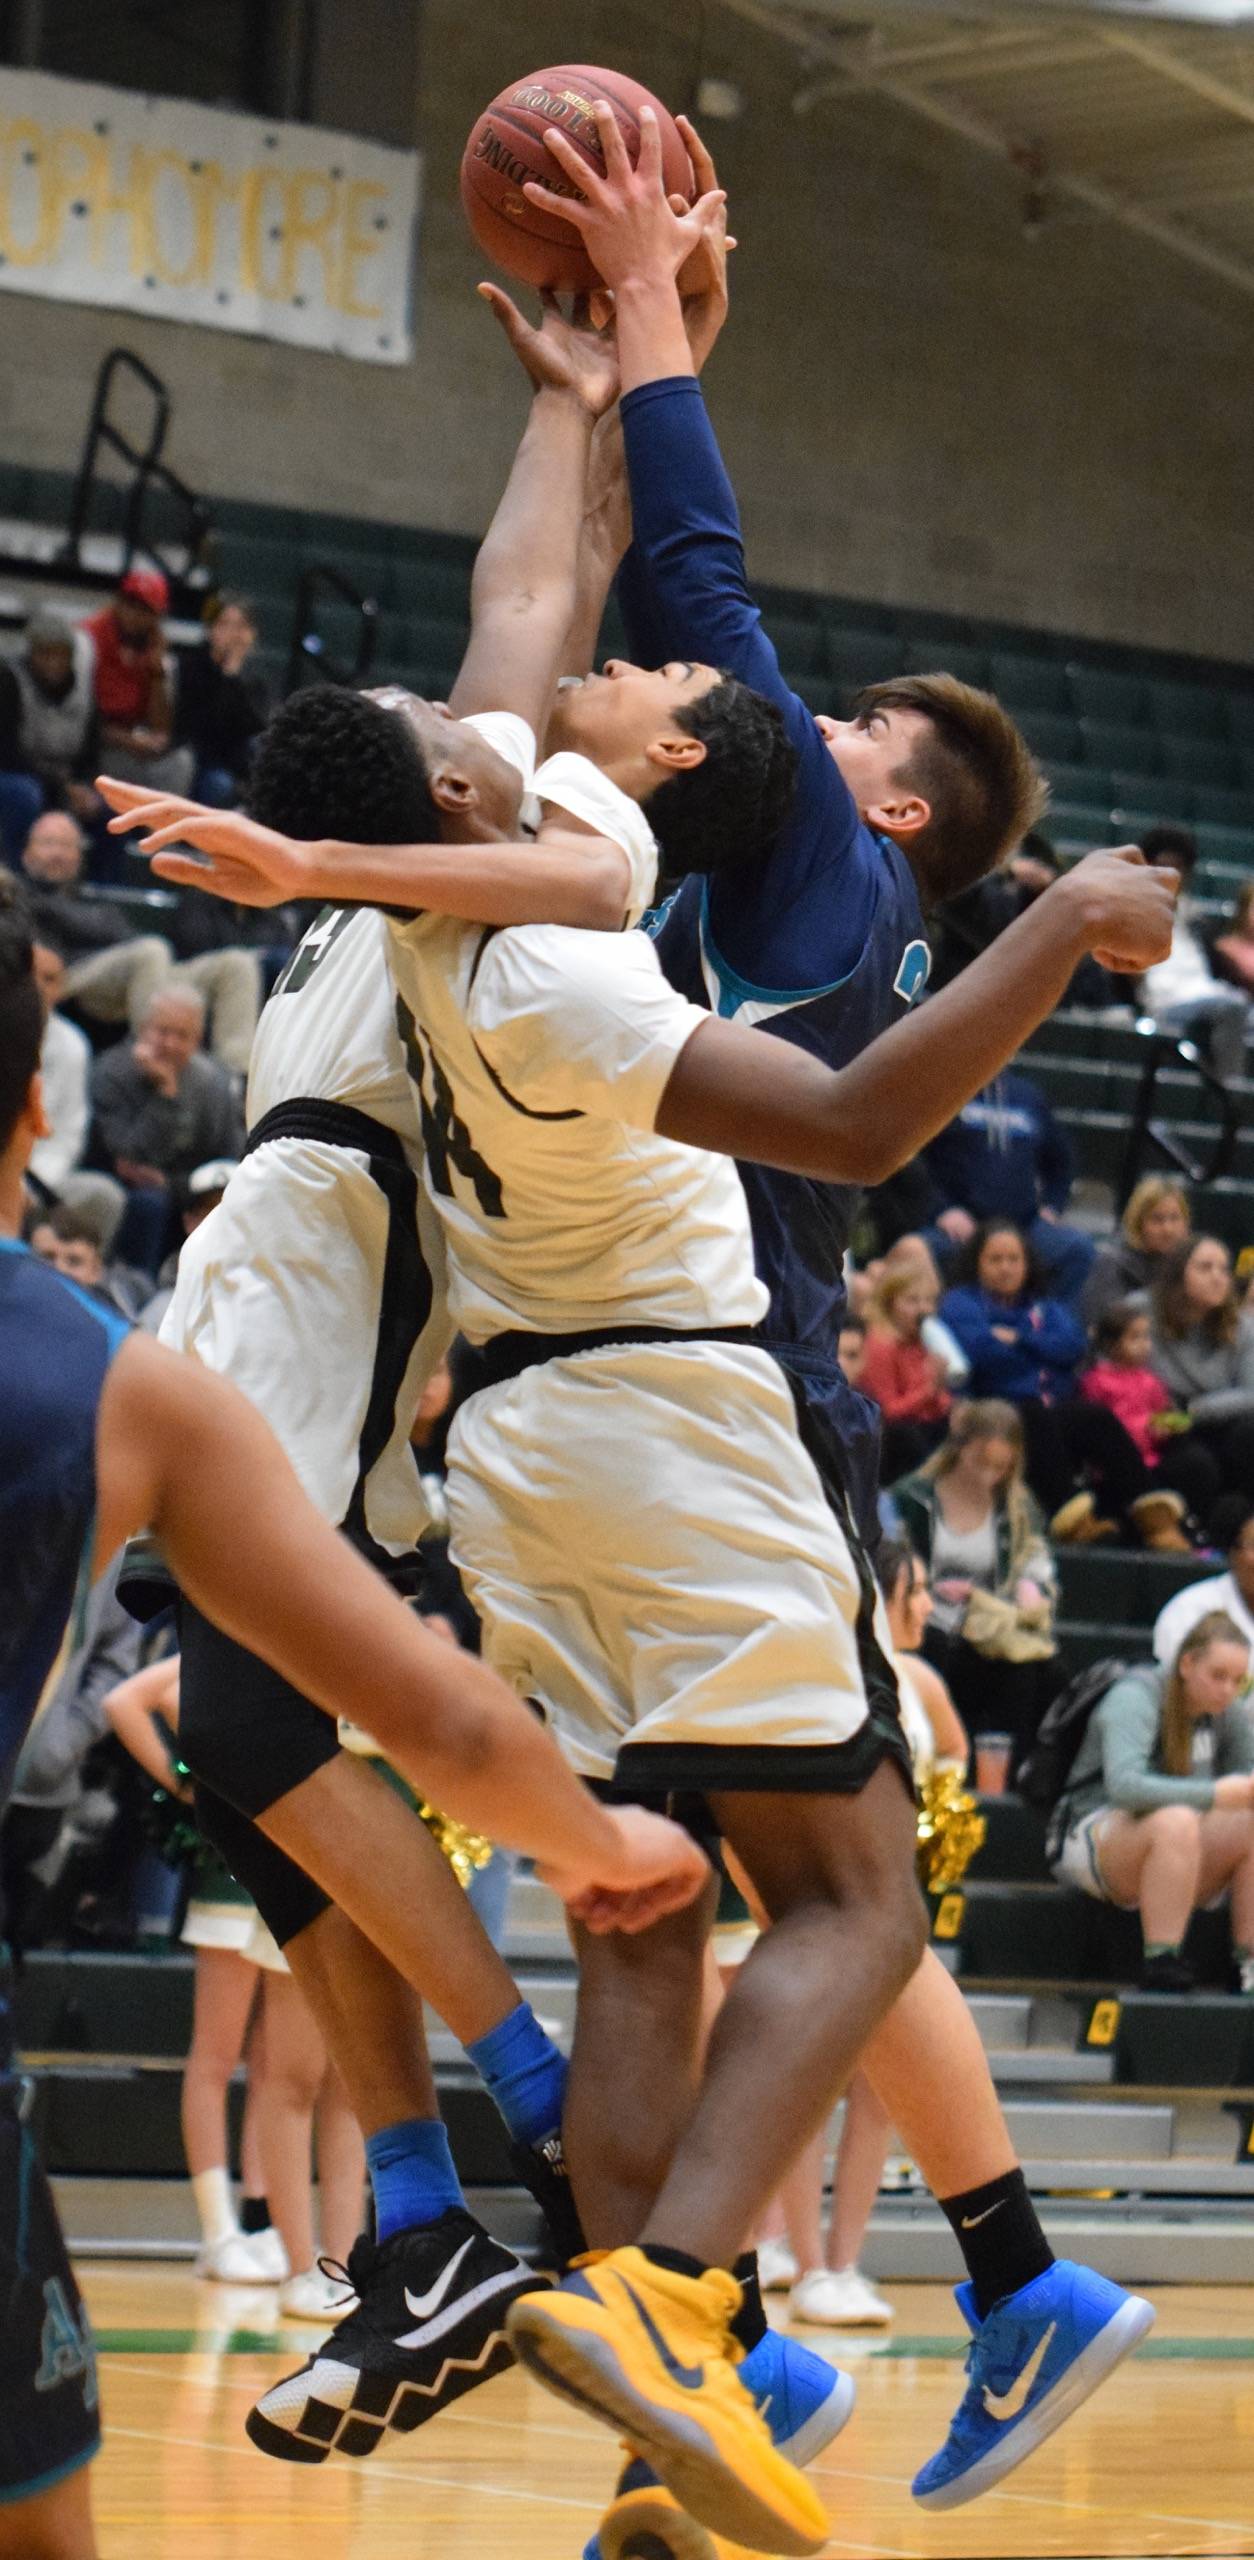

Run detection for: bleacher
[[5, 420, 1254, 2284]]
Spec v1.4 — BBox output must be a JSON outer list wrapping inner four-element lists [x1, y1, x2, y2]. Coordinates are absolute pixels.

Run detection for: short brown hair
[[853, 673, 1049, 905]]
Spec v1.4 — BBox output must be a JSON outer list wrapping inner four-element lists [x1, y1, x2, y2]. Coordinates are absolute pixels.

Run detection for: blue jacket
[[924, 1072, 1073, 1227], [938, 1284, 1086, 1405]]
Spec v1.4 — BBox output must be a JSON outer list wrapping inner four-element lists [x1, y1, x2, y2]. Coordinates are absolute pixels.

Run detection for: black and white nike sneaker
[[245, 2209, 543, 2463], [509, 2130, 586, 2273]]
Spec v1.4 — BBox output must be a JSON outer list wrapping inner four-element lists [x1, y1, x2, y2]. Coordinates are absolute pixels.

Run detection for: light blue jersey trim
[[0, 1238, 130, 1361], [698, 882, 860, 1020], [0, 2440, 101, 2505]]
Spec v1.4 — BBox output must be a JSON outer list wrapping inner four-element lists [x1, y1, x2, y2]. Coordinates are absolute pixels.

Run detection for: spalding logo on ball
[[461, 64, 693, 293]]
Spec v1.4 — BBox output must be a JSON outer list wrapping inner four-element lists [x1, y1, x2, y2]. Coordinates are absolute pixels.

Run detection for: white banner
[[0, 68, 420, 363]]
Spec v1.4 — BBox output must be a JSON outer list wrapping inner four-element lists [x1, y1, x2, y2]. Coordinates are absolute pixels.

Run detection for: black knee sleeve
[[178, 1599, 342, 1816], [192, 1782, 331, 1949]]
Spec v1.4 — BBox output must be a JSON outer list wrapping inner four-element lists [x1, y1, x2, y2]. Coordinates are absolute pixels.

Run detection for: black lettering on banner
[[395, 995, 505, 1218]]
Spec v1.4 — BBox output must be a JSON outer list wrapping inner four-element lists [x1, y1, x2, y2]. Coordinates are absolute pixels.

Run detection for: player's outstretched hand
[[97, 780, 311, 907], [525, 99, 724, 291], [478, 283, 621, 419], [672, 114, 736, 371], [538, 1803, 711, 1936], [1053, 843, 1179, 973]]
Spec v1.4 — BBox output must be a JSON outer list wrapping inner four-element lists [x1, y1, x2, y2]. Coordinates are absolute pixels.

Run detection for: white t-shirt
[[1152, 1570, 1254, 1676], [387, 753, 767, 1343]]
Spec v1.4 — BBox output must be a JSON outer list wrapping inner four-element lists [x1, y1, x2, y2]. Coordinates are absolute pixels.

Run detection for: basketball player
[[518, 105, 1161, 2535], [0, 898, 710, 2560]]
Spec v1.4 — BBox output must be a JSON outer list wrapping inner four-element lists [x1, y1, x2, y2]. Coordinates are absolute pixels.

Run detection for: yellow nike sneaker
[[595, 2454, 747, 2560], [505, 2247, 829, 2555]]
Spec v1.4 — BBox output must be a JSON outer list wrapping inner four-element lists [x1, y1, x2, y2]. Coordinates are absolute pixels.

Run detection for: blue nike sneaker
[[912, 2259, 1155, 2509], [583, 2330, 855, 2560]]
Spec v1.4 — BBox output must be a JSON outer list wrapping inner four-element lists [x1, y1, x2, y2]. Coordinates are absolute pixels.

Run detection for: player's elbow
[[814, 1101, 903, 1189]]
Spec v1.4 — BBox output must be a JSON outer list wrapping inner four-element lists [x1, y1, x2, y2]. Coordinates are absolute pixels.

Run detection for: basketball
[[460, 64, 693, 293]]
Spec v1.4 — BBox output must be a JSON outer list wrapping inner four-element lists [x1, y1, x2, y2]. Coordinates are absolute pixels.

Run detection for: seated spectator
[[1154, 1498, 1254, 1665], [1138, 825, 1249, 1081], [891, 1398, 1060, 1755], [1082, 1175, 1191, 1332], [29, 934, 89, 1191], [138, 1156, 238, 1336], [879, 1234, 970, 1384], [90, 986, 243, 1272], [0, 608, 101, 840], [837, 1313, 867, 1387], [86, 568, 194, 799], [929, 833, 1124, 1012], [919, 1066, 1095, 1306], [175, 594, 269, 805], [28, 1198, 152, 1320], [160, 882, 280, 1076], [1210, 879, 1254, 1001], [861, 1265, 952, 1480], [1150, 1238, 1254, 1499], [1083, 1298, 1226, 1537], [20, 807, 168, 1032], [941, 1220, 1192, 1548], [1050, 1613, 1254, 1993]]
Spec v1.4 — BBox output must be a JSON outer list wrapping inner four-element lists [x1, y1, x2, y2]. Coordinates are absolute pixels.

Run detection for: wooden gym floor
[[82, 2264, 1254, 2559]]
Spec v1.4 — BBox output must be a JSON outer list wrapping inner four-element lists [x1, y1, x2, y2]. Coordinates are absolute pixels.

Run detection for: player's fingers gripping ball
[[461, 63, 692, 292]]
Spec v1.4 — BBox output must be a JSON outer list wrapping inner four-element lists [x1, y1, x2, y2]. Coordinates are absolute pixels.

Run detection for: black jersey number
[[395, 995, 505, 1219], [273, 905, 354, 997]]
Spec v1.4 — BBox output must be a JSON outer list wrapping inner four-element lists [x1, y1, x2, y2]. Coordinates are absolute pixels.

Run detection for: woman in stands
[[860, 1263, 953, 1480], [1081, 1176, 1192, 1334], [1051, 1611, 1254, 1993], [890, 1397, 1060, 1754], [105, 1657, 365, 2318], [940, 1220, 1192, 1549], [1150, 1238, 1254, 1499]]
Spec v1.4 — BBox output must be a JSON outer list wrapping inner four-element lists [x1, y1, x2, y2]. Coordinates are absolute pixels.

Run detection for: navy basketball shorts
[[0, 2072, 99, 2506]]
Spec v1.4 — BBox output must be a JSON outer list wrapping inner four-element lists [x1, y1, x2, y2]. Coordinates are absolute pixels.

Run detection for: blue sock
[[465, 2002, 568, 2149], [365, 2116, 464, 2243]]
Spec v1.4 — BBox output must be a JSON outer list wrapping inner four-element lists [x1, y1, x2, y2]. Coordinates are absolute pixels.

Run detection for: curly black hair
[[644, 675, 799, 886], [246, 683, 440, 846], [0, 871, 42, 1155]]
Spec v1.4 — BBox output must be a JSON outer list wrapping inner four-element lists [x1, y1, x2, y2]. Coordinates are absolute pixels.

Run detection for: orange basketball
[[461, 64, 693, 294]]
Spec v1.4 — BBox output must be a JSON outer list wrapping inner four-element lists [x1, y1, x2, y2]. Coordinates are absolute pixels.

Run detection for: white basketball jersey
[[387, 754, 768, 1342]]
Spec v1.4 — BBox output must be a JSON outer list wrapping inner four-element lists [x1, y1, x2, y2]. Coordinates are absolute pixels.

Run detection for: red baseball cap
[[118, 566, 169, 614]]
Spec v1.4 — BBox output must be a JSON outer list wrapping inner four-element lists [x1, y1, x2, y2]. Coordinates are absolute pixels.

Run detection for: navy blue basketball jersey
[[0, 1241, 129, 1814]]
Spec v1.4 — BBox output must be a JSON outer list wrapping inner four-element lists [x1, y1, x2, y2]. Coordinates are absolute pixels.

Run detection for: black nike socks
[[941, 2169, 1054, 2320], [638, 2244, 766, 2352], [640, 2243, 708, 2282], [239, 2195, 272, 2236]]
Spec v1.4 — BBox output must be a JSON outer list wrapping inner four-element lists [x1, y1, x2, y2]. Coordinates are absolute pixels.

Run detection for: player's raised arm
[[92, 1336, 709, 1930], [98, 782, 635, 931], [654, 852, 1179, 1184], [451, 294, 618, 740]]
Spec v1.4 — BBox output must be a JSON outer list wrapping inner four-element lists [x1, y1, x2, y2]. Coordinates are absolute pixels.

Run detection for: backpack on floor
[[1016, 1655, 1131, 1816]]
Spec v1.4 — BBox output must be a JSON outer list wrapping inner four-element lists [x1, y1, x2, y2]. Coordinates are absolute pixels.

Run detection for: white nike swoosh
[[982, 2322, 1057, 2422], [403, 2237, 476, 2325], [960, 2201, 1007, 2230], [395, 2264, 528, 2354]]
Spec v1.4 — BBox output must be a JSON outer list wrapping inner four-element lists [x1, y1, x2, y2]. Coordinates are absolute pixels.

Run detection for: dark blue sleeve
[[619, 377, 876, 991]]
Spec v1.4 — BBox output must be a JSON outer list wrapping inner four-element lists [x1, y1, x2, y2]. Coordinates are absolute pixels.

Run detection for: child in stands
[[1082, 1297, 1220, 1538], [861, 1263, 953, 1479]]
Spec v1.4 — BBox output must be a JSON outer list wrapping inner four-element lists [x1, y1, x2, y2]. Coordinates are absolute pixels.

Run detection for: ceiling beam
[[715, 0, 1254, 301]]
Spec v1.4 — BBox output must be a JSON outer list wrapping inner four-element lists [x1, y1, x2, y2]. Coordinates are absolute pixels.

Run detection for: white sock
[[192, 2167, 238, 2248]]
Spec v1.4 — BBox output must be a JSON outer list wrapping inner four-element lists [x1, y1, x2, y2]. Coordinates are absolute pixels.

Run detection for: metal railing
[[1116, 1017, 1240, 1211], [62, 347, 215, 588], [286, 561, 379, 693]]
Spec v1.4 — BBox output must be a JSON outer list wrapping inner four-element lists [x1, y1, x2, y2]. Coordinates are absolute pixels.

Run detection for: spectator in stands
[[138, 1156, 238, 1336], [1137, 825, 1249, 1081], [929, 833, 1123, 1012], [1150, 1239, 1254, 1498], [940, 1220, 1192, 1548], [861, 1264, 953, 1479], [0, 608, 100, 836], [1154, 1498, 1254, 1665], [29, 1198, 152, 1321], [919, 1066, 1095, 1306], [20, 807, 168, 1032], [90, 985, 243, 1271], [891, 1398, 1060, 1752], [879, 1234, 970, 1385], [175, 593, 269, 805], [159, 882, 278, 1075], [1082, 1298, 1223, 1537], [1051, 1612, 1254, 1993], [86, 567, 194, 798], [1210, 879, 1254, 1003], [28, 935, 89, 1191], [1082, 1176, 1192, 1332], [837, 1313, 867, 1386]]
